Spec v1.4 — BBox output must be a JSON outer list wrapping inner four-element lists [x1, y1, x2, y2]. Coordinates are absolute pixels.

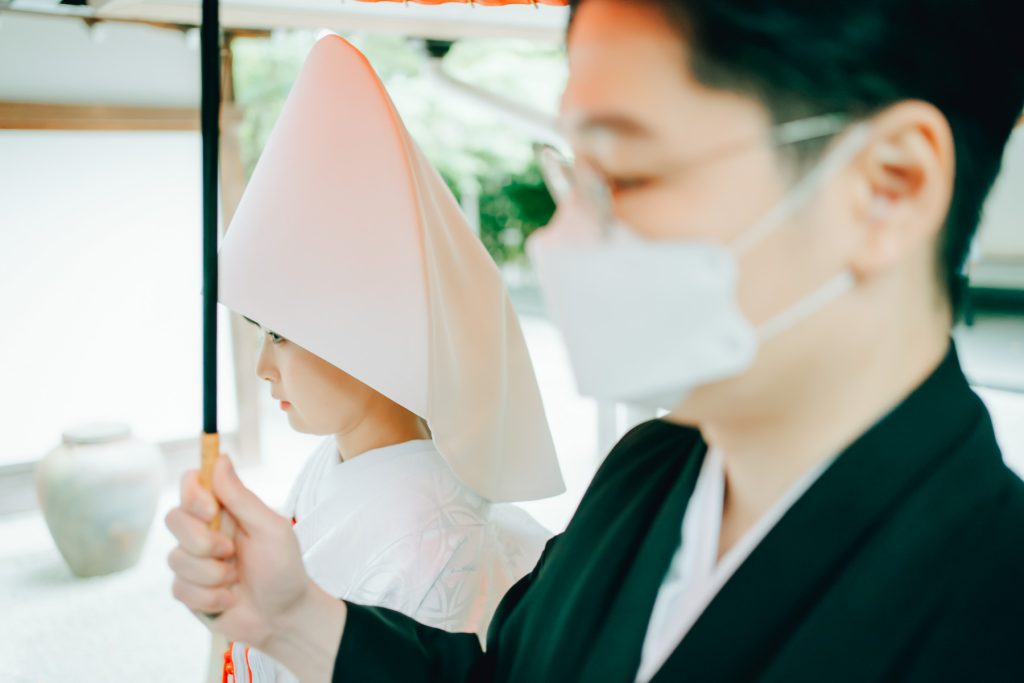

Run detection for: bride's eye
[[267, 330, 285, 344]]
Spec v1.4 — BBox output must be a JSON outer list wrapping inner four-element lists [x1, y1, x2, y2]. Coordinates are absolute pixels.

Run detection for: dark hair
[[569, 0, 1024, 315]]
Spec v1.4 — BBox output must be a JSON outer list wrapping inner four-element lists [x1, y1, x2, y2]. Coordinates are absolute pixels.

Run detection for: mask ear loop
[[732, 123, 874, 257], [726, 123, 873, 342], [757, 271, 857, 342]]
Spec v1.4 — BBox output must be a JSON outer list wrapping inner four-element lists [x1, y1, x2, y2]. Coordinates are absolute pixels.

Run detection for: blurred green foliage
[[231, 31, 565, 266]]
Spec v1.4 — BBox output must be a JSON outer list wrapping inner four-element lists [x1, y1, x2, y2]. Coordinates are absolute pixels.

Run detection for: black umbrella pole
[[200, 0, 222, 531]]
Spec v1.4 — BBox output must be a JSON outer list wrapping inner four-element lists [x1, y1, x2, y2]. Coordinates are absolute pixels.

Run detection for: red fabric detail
[[244, 646, 254, 683], [222, 644, 235, 683]]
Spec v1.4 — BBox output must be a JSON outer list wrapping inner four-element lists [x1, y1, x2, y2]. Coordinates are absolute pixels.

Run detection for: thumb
[[212, 456, 276, 532]]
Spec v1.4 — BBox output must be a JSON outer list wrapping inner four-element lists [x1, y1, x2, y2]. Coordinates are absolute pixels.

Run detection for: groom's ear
[[846, 101, 954, 283]]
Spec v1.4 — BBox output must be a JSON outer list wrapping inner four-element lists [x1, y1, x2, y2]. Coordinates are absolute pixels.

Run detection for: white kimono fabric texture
[[229, 437, 551, 683]]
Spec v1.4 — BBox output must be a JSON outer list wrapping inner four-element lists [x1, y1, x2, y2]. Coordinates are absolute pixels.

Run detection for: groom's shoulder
[[588, 418, 702, 490]]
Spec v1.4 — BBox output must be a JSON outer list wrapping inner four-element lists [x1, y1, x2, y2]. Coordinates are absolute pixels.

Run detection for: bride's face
[[250, 323, 380, 436]]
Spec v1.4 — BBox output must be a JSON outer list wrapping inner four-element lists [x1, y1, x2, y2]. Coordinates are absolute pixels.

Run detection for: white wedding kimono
[[218, 35, 565, 683], [227, 437, 551, 683]]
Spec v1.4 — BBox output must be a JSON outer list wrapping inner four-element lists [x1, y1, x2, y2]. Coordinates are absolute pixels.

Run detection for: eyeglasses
[[535, 113, 852, 233]]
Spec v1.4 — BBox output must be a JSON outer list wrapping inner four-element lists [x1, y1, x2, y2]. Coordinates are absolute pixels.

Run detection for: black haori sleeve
[[331, 537, 555, 682], [332, 602, 485, 682]]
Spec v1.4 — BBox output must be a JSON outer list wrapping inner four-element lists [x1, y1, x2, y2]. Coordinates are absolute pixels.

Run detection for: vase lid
[[62, 422, 131, 446]]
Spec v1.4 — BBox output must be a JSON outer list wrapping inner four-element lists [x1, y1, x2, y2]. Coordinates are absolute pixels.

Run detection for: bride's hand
[[165, 457, 345, 681]]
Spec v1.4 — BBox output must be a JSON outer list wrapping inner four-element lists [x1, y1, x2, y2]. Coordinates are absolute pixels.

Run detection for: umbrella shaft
[[201, 0, 220, 434]]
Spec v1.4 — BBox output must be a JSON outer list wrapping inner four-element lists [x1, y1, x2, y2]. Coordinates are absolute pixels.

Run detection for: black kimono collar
[[652, 340, 998, 681]]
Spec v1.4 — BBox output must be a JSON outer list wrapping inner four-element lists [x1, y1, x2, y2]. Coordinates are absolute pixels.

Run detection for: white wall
[[0, 130, 237, 465], [977, 126, 1024, 259]]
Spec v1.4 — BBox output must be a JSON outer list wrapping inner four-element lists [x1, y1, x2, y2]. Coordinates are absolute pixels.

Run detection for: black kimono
[[332, 345, 1024, 682]]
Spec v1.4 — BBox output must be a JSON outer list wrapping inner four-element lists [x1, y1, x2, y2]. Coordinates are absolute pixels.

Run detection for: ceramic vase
[[36, 422, 164, 577]]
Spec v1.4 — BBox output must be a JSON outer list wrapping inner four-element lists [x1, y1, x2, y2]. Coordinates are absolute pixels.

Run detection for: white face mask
[[526, 123, 872, 410]]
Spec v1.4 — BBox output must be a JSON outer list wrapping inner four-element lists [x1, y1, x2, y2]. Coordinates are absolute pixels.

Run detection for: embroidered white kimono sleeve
[[228, 437, 550, 683]]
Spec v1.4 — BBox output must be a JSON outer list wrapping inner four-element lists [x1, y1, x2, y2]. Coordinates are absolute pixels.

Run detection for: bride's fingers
[[168, 547, 238, 588], [180, 469, 219, 524], [219, 507, 238, 541], [172, 577, 236, 615], [165, 506, 234, 559]]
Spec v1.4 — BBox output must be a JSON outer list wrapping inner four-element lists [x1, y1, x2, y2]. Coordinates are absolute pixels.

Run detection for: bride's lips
[[279, 400, 291, 410]]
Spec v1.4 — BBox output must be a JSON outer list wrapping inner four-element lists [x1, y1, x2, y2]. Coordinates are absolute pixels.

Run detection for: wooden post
[[219, 33, 263, 470]]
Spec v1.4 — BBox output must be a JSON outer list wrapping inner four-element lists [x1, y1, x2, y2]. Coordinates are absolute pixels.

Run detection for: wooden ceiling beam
[[0, 101, 198, 131]]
